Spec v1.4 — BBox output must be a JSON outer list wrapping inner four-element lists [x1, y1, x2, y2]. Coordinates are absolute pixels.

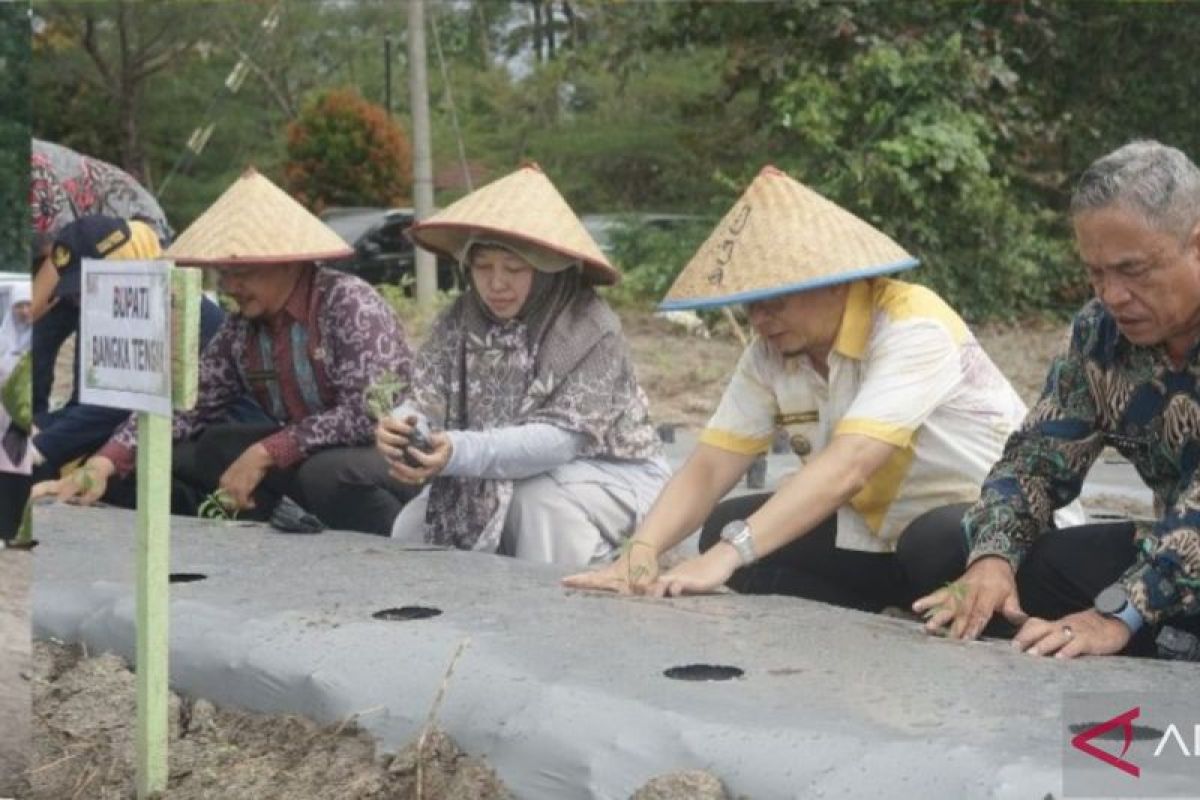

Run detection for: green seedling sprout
[[921, 580, 970, 636], [365, 372, 410, 421], [198, 489, 239, 521], [73, 465, 97, 496], [620, 538, 656, 585]]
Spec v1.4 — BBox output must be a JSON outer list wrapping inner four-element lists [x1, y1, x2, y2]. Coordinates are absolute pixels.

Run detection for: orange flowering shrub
[[284, 88, 412, 213]]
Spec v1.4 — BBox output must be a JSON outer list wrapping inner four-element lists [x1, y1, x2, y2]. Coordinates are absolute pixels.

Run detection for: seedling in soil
[[198, 489, 239, 521]]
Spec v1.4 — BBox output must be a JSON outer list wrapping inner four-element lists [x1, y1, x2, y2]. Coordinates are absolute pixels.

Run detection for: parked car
[[319, 207, 460, 290], [580, 213, 707, 260]]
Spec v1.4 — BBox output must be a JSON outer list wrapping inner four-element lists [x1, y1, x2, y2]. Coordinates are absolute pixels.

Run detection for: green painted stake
[[134, 266, 199, 798], [135, 410, 171, 799], [171, 268, 201, 412]]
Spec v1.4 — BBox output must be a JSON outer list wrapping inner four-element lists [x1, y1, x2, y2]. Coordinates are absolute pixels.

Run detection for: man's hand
[[218, 444, 273, 510], [1013, 609, 1132, 659], [647, 543, 741, 598], [913, 556, 1027, 639], [562, 539, 661, 594], [386, 431, 451, 485], [32, 457, 115, 506], [375, 415, 413, 463], [30, 457, 114, 505]]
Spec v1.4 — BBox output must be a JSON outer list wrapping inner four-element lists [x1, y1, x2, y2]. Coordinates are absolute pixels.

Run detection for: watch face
[[1095, 584, 1128, 616]]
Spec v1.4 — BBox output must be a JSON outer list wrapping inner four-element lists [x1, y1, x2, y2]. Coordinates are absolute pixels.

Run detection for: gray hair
[[1070, 139, 1200, 242]]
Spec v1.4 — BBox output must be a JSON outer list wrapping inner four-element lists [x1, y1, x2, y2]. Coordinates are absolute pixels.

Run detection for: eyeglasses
[[744, 296, 787, 318]]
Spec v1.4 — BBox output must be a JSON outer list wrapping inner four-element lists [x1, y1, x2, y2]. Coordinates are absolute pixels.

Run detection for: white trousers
[[391, 458, 670, 567]]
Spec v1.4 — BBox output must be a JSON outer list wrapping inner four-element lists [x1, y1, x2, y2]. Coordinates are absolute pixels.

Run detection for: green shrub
[[375, 281, 459, 345], [605, 217, 712, 309]]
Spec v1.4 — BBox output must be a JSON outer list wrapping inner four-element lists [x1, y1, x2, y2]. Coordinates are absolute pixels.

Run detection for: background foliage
[[1, 2, 30, 270], [285, 87, 412, 213], [26, 0, 1200, 319]]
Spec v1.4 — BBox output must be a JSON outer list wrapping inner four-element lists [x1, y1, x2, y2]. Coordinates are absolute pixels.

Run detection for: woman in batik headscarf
[[376, 165, 669, 566]]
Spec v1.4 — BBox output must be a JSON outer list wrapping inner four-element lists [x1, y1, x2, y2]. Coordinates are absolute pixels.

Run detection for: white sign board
[[79, 258, 173, 416]]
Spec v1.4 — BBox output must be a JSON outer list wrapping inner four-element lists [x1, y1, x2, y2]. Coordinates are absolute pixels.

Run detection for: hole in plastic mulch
[[372, 606, 443, 621], [663, 664, 744, 682]]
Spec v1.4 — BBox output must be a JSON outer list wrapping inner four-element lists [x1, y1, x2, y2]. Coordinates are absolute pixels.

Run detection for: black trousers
[[1015, 522, 1200, 656], [105, 424, 413, 536], [0, 471, 30, 540], [699, 493, 972, 612], [704, 495, 1200, 656]]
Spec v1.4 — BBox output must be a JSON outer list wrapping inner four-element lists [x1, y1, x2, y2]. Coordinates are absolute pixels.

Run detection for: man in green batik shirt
[[916, 140, 1200, 659]]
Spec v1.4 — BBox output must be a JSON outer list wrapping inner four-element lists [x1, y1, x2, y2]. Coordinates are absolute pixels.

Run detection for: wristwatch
[[719, 519, 757, 566], [1094, 583, 1144, 633]]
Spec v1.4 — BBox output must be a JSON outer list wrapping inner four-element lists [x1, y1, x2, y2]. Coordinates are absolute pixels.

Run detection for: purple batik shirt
[[99, 266, 410, 475]]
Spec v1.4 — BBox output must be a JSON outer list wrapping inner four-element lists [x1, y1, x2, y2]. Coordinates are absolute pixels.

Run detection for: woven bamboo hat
[[407, 164, 619, 285], [660, 166, 917, 310], [165, 168, 353, 266]]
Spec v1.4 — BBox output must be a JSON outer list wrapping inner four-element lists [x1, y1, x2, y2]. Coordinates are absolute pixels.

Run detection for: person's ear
[[1188, 219, 1200, 261]]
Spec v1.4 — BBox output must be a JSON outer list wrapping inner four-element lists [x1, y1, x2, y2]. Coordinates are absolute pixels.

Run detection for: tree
[[0, 2, 30, 267], [33, 0, 222, 186], [284, 88, 413, 212]]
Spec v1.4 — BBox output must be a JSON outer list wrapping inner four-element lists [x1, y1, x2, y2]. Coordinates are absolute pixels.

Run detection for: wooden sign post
[[79, 258, 200, 798]]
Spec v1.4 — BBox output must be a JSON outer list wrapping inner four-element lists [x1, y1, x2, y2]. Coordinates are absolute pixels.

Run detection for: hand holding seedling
[[385, 431, 452, 484], [377, 402, 441, 483], [376, 414, 415, 460], [562, 539, 661, 594], [31, 456, 115, 505], [197, 489, 239, 521], [913, 556, 1028, 640], [217, 443, 273, 510]]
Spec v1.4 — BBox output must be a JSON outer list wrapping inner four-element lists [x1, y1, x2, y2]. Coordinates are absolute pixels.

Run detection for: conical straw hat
[[660, 166, 917, 310], [165, 168, 353, 266], [408, 164, 619, 285]]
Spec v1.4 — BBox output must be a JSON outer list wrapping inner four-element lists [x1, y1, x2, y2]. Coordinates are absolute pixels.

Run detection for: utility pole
[[384, 35, 393, 116], [408, 0, 436, 308]]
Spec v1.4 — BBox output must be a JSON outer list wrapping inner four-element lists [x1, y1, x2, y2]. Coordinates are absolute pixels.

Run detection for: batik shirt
[[99, 267, 411, 474], [966, 298, 1200, 624]]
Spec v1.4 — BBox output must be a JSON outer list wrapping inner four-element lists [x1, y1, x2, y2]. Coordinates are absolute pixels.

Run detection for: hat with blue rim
[[659, 165, 918, 310]]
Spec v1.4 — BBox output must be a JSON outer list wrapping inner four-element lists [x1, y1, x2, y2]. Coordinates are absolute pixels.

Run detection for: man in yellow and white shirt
[[565, 166, 1083, 609]]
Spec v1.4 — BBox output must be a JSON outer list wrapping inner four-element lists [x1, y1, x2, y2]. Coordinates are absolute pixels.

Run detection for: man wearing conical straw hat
[[40, 168, 416, 535], [566, 166, 1084, 609], [375, 164, 669, 564]]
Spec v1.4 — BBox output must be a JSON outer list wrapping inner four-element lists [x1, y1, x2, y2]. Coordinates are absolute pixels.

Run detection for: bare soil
[[27, 641, 511, 800], [0, 551, 31, 797]]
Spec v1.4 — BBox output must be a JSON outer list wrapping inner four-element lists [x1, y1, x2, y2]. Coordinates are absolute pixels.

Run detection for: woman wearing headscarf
[[0, 281, 33, 540], [376, 165, 670, 566], [0, 282, 31, 376]]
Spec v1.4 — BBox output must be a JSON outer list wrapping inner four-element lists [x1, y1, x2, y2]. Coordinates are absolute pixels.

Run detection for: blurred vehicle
[[580, 213, 706, 260], [319, 207, 460, 290]]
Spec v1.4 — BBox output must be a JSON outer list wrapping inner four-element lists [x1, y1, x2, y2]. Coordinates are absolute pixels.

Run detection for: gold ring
[[1062, 625, 1074, 640]]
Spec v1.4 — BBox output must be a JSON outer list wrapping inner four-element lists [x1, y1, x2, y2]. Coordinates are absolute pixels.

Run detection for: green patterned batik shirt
[[965, 299, 1200, 624]]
